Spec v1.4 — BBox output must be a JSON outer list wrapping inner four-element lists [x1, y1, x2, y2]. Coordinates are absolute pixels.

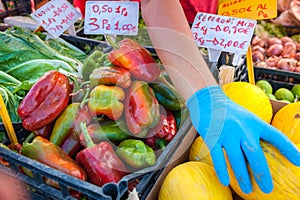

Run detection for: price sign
[[191, 12, 256, 54], [218, 0, 277, 20], [84, 1, 139, 35], [31, 0, 82, 38]]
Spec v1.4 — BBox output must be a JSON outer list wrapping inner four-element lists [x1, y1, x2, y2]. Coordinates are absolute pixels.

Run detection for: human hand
[[186, 85, 300, 194]]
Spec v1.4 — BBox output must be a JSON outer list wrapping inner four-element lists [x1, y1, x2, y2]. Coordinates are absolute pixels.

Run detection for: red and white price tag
[[84, 1, 139, 35], [191, 12, 256, 54], [30, 0, 82, 38]]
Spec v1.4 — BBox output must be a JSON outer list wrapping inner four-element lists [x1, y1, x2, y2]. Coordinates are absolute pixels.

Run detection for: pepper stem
[[80, 87, 90, 109], [23, 132, 35, 144], [80, 122, 95, 148], [68, 74, 80, 92], [105, 34, 119, 49], [80, 81, 90, 89]]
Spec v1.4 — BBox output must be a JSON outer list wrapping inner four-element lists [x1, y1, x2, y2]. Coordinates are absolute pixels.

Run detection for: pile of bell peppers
[[14, 38, 186, 196]]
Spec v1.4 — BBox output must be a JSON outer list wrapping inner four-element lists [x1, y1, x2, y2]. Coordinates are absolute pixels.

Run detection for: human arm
[[140, 0, 217, 100], [140, 0, 300, 194]]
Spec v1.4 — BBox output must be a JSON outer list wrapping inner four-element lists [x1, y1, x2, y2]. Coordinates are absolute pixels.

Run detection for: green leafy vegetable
[[45, 37, 87, 62], [0, 31, 48, 71], [5, 27, 82, 72], [0, 86, 23, 123], [6, 59, 78, 87], [0, 70, 22, 92], [0, 70, 29, 123]]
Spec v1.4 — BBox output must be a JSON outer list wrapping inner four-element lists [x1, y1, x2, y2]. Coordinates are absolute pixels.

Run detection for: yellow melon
[[222, 81, 273, 123], [189, 136, 300, 200], [271, 102, 300, 144], [158, 161, 232, 200]]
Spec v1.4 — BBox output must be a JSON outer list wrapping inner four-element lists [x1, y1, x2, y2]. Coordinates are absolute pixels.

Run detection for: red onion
[[267, 44, 283, 57]]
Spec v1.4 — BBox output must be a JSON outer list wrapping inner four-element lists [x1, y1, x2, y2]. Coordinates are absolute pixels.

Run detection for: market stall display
[[1, 0, 300, 199]]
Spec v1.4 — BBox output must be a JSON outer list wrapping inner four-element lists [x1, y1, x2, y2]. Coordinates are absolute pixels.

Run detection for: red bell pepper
[[76, 122, 128, 187], [107, 38, 160, 82], [18, 70, 70, 131], [145, 111, 177, 150], [21, 136, 87, 181], [125, 81, 160, 136], [89, 66, 132, 89], [33, 122, 54, 139]]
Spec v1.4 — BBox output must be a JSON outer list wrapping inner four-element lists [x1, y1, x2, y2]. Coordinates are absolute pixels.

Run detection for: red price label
[[191, 12, 256, 54], [30, 0, 81, 38], [84, 1, 139, 35]]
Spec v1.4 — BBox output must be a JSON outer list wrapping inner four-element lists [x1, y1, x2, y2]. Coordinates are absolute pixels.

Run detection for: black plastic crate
[[60, 34, 109, 54], [254, 67, 300, 91], [0, 35, 192, 199], [0, 0, 32, 22], [0, 118, 191, 199], [60, 34, 157, 56], [0, 123, 115, 200]]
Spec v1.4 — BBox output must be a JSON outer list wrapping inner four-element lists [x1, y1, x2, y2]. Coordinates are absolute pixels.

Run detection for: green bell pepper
[[79, 119, 132, 146], [116, 139, 156, 169], [81, 50, 110, 81], [149, 75, 185, 111]]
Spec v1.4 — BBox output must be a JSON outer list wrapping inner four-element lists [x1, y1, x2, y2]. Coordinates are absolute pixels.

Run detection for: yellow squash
[[189, 136, 300, 199], [158, 161, 232, 200], [271, 102, 300, 144]]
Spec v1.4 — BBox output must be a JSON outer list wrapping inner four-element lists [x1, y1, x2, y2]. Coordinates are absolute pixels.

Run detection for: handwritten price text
[[84, 1, 139, 35], [31, 0, 81, 38], [191, 12, 256, 54]]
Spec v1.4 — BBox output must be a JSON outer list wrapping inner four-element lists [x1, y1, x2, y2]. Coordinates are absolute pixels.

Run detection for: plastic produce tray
[[254, 66, 300, 91], [0, 35, 192, 199]]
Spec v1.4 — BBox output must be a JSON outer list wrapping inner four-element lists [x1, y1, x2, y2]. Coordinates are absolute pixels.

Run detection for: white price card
[[84, 1, 139, 35], [191, 12, 257, 54], [30, 0, 82, 38]]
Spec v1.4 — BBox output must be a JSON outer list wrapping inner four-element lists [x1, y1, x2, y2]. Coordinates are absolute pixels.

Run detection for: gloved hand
[[186, 85, 300, 194]]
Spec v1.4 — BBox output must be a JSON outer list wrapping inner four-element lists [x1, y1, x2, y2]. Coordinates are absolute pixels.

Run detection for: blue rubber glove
[[186, 85, 300, 194]]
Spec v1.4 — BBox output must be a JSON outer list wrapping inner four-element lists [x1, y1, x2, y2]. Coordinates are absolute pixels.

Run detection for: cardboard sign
[[191, 12, 256, 54], [218, 0, 277, 19], [31, 0, 82, 38], [84, 1, 139, 35]]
